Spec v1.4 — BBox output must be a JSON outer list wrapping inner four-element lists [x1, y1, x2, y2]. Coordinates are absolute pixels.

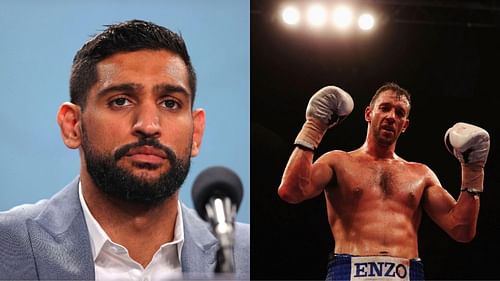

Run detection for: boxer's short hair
[[370, 82, 411, 115]]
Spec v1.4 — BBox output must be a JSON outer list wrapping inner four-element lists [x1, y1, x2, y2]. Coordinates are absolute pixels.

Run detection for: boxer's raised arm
[[423, 122, 489, 242], [278, 86, 353, 203]]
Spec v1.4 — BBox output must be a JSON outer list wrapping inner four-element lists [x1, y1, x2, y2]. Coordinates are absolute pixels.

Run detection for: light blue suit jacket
[[0, 177, 249, 280]]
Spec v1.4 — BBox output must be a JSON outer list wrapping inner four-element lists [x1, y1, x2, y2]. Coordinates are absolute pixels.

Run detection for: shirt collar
[[78, 181, 184, 263]]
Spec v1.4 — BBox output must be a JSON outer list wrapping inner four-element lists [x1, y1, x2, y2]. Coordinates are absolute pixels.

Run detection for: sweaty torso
[[322, 149, 431, 259]]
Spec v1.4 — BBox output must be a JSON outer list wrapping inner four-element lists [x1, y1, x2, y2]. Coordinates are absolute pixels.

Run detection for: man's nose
[[132, 102, 161, 138], [385, 109, 396, 121]]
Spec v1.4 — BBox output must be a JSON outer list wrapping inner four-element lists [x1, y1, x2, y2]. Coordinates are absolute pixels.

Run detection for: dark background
[[251, 0, 500, 279]]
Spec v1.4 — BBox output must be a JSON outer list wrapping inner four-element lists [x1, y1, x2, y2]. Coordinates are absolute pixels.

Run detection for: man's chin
[[376, 136, 396, 146], [126, 170, 166, 184], [100, 170, 178, 204]]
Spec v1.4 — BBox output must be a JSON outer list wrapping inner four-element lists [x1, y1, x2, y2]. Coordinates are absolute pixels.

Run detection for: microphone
[[192, 166, 243, 273]]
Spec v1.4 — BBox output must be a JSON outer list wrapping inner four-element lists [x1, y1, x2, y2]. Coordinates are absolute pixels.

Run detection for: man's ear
[[402, 118, 410, 133], [57, 102, 82, 149], [191, 108, 205, 157], [364, 106, 372, 122]]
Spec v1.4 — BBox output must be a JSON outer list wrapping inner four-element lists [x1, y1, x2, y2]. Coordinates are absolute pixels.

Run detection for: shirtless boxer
[[278, 83, 490, 280]]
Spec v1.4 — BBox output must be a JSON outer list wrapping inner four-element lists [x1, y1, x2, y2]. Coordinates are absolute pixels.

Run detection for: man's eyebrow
[[153, 84, 191, 97], [96, 83, 143, 97]]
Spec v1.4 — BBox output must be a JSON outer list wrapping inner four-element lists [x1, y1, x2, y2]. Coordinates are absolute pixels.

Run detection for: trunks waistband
[[326, 254, 424, 281], [329, 253, 422, 262]]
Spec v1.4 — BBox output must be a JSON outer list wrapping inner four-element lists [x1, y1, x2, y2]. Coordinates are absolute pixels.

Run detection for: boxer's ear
[[365, 106, 372, 122], [57, 102, 82, 149], [191, 108, 205, 157], [402, 119, 410, 133]]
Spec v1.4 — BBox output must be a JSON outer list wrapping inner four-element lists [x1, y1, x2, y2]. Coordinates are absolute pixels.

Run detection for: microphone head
[[192, 166, 243, 221]]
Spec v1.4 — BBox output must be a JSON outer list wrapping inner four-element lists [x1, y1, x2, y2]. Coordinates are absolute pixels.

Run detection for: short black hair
[[370, 82, 411, 114], [70, 19, 196, 110]]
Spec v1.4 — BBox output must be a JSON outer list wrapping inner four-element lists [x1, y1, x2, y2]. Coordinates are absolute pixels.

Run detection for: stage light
[[358, 13, 375, 30], [307, 4, 327, 27], [282, 6, 300, 25], [333, 5, 353, 29]]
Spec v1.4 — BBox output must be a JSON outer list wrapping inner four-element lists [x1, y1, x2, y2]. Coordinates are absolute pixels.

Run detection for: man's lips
[[381, 125, 395, 133], [125, 146, 167, 164]]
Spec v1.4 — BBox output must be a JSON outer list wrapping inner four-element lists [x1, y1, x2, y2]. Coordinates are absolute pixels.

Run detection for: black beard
[[81, 127, 190, 205]]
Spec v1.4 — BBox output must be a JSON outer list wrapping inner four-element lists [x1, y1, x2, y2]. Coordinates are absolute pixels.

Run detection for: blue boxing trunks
[[326, 254, 424, 281]]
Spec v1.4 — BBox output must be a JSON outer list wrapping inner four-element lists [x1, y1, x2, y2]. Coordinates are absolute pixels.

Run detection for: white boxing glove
[[444, 122, 490, 193], [295, 86, 354, 151]]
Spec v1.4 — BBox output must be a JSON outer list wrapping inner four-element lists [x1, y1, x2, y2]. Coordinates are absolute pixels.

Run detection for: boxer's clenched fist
[[295, 86, 354, 151], [445, 122, 490, 193]]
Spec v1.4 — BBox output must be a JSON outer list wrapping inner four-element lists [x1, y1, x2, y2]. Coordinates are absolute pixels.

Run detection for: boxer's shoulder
[[317, 149, 350, 163]]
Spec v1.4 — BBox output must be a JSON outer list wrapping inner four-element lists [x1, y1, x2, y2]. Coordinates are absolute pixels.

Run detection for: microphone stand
[[205, 196, 237, 273]]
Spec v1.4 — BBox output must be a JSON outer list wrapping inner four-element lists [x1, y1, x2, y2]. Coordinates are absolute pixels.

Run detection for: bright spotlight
[[307, 4, 327, 27], [358, 13, 375, 30], [282, 6, 300, 25], [333, 6, 353, 29]]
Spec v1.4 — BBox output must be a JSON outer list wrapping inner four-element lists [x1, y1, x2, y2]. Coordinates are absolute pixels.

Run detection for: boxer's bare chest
[[333, 157, 427, 206]]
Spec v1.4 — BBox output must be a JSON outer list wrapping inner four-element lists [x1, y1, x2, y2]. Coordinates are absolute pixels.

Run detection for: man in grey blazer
[[0, 20, 249, 280]]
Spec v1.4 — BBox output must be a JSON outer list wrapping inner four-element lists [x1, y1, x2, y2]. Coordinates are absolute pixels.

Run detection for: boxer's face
[[365, 90, 410, 146], [75, 49, 205, 202]]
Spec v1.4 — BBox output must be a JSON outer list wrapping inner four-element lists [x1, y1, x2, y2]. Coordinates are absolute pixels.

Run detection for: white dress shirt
[[79, 182, 184, 281]]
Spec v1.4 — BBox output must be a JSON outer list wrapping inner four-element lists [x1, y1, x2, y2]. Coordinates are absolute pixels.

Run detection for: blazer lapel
[[27, 177, 94, 280], [180, 204, 218, 275]]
